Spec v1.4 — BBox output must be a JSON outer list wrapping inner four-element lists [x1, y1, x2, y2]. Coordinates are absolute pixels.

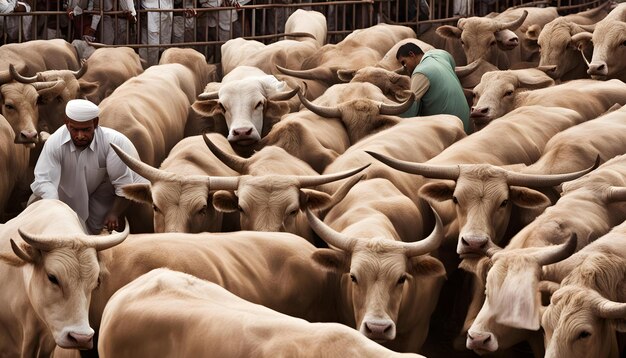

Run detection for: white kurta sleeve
[[30, 141, 62, 200], [106, 133, 145, 197]]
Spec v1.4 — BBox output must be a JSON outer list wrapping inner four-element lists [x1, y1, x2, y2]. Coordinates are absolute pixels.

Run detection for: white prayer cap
[[66, 99, 99, 122]]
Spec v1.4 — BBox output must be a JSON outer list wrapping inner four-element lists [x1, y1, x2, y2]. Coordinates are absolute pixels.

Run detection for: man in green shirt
[[396, 43, 471, 133]]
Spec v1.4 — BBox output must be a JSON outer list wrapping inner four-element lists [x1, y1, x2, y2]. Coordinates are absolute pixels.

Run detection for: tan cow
[[436, 8, 558, 69], [109, 134, 240, 233], [0, 39, 79, 81], [471, 76, 626, 130], [306, 193, 446, 353], [571, 3, 626, 81], [99, 268, 424, 358], [465, 154, 626, 355], [98, 63, 196, 167], [158, 47, 217, 100], [0, 199, 128, 356], [204, 135, 368, 242], [284, 9, 327, 47], [0, 115, 30, 219], [77, 47, 145, 104], [542, 220, 626, 358]]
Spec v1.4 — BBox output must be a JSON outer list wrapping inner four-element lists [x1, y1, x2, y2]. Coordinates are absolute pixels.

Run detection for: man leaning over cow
[[29, 99, 146, 234]]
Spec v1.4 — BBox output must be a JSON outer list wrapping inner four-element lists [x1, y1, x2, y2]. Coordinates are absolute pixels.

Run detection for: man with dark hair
[[396, 43, 471, 133]]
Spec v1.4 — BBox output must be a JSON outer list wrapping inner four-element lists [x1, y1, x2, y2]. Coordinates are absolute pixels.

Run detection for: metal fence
[[0, 0, 605, 63]]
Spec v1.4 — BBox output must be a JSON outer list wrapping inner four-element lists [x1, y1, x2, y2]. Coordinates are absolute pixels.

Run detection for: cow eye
[[452, 196, 459, 204], [500, 199, 508, 207], [460, 40, 465, 46], [198, 205, 208, 215], [622, 40, 626, 47], [287, 208, 298, 216], [397, 275, 407, 285], [504, 90, 513, 97], [490, 40, 496, 46], [48, 274, 59, 285], [255, 101, 263, 109], [4, 103, 15, 111], [349, 273, 358, 284], [472, 92, 477, 98], [577, 330, 591, 340], [152, 204, 160, 213]]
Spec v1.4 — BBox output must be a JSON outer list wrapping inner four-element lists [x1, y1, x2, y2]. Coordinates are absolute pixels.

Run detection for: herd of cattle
[[1, 1, 626, 357]]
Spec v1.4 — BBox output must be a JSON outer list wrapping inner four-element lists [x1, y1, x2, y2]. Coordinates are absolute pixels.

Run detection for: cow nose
[[68, 331, 94, 346], [467, 331, 494, 349], [470, 107, 488, 116], [588, 62, 608, 76], [363, 319, 395, 340], [20, 129, 38, 140], [461, 235, 488, 249], [232, 127, 253, 136]]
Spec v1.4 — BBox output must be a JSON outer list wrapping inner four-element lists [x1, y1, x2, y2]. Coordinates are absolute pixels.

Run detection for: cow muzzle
[[466, 330, 498, 354], [587, 61, 608, 79], [227, 126, 260, 146], [14, 129, 39, 144], [57, 329, 94, 350], [360, 318, 396, 341], [458, 234, 490, 257]]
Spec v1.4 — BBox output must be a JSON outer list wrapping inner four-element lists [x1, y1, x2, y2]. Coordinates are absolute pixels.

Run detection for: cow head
[[110, 143, 239, 233], [0, 221, 129, 350], [543, 252, 626, 358], [583, 11, 626, 81], [538, 18, 596, 80], [471, 68, 554, 128], [466, 235, 577, 354], [436, 11, 528, 67], [308, 207, 446, 342], [193, 76, 297, 146], [337, 67, 411, 103]]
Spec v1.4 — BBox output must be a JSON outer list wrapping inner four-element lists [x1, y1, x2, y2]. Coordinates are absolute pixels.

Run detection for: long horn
[[402, 206, 444, 257], [607, 186, 626, 203], [297, 163, 371, 188], [85, 218, 130, 251], [207, 175, 240, 191], [455, 59, 482, 77], [31, 80, 64, 91], [71, 61, 88, 79], [110, 143, 171, 182], [17, 228, 69, 251], [276, 64, 336, 83], [202, 132, 247, 173], [197, 91, 219, 100], [366, 151, 461, 180], [268, 85, 300, 101], [297, 89, 342, 118], [532, 233, 578, 266], [506, 156, 599, 187], [495, 10, 528, 31], [305, 207, 357, 251], [379, 93, 415, 115], [592, 293, 626, 319], [10, 64, 39, 83]]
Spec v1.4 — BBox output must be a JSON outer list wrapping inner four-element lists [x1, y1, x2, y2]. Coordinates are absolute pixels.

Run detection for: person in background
[[30, 99, 146, 234], [396, 42, 471, 134]]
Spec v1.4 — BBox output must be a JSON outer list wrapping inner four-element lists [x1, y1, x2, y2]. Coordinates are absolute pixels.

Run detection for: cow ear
[[121, 183, 153, 204], [420, 181, 456, 204], [212, 190, 238, 213], [516, 71, 554, 90], [264, 101, 291, 119], [311, 248, 349, 272], [408, 255, 446, 278], [299, 189, 333, 211], [371, 115, 400, 132], [436, 25, 462, 39], [192, 100, 222, 117], [78, 80, 99, 98], [509, 186, 551, 210], [525, 24, 541, 41], [337, 69, 356, 82], [0, 239, 38, 266]]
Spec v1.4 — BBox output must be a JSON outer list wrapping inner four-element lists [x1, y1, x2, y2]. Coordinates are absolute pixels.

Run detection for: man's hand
[[122, 10, 137, 23], [223, 0, 241, 9], [103, 213, 120, 233], [66, 7, 75, 19], [184, 8, 197, 18]]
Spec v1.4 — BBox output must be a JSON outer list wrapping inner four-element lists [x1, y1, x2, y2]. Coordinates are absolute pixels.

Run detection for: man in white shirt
[[30, 99, 145, 234]]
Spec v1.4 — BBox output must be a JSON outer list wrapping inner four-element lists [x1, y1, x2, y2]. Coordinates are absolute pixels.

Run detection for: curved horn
[[71, 61, 88, 79], [536, 65, 557, 74], [85, 218, 130, 251], [10, 64, 39, 83], [592, 293, 626, 319], [207, 175, 240, 191], [268, 85, 300, 101], [297, 89, 342, 118], [366, 151, 461, 180], [455, 59, 482, 77], [506, 156, 599, 187], [284, 31, 317, 40], [202, 132, 247, 173], [276, 64, 335, 83], [495, 10, 528, 31], [379, 92, 415, 115], [17, 228, 68, 251], [607, 186, 626, 203], [305, 207, 357, 251], [402, 206, 444, 257], [110, 143, 168, 182], [532, 233, 578, 266], [197, 91, 219, 100], [297, 163, 371, 188], [31, 80, 63, 91]]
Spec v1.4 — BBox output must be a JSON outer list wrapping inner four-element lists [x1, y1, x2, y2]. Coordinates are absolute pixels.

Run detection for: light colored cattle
[[99, 268, 424, 358], [204, 136, 367, 242], [465, 154, 626, 355], [110, 134, 239, 233], [98, 63, 196, 167], [306, 193, 446, 353], [571, 3, 626, 81], [0, 115, 30, 219], [158, 47, 217, 100], [78, 47, 145, 104], [471, 76, 626, 130], [337, 66, 412, 102], [284, 9, 327, 47], [0, 39, 79, 81], [0, 199, 128, 356], [536, 3, 611, 81], [192, 66, 299, 147], [542, 220, 626, 358], [437, 7, 558, 69]]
